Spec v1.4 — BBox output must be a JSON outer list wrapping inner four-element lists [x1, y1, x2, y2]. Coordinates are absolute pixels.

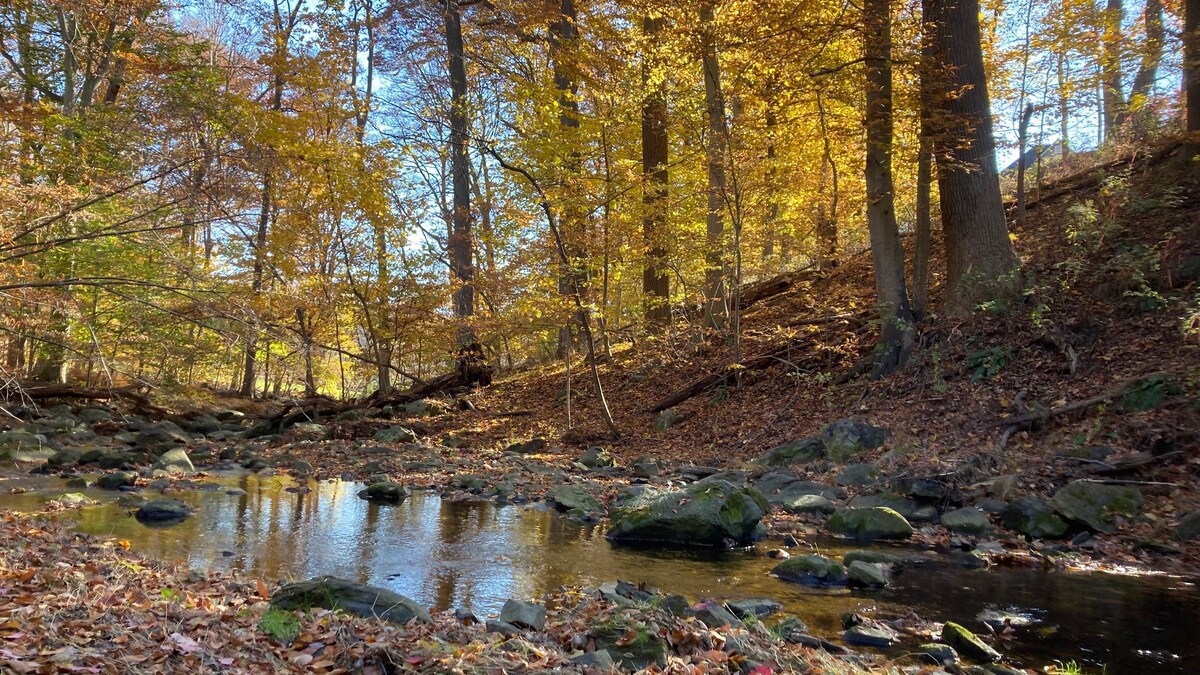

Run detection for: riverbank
[[0, 511, 905, 674]]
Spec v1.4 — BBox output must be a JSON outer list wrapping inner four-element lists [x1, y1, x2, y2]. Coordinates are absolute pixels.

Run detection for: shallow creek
[[1, 471, 1196, 673]]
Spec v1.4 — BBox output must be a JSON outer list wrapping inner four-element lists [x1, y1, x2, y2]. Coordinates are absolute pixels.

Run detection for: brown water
[[2, 472, 1196, 673]]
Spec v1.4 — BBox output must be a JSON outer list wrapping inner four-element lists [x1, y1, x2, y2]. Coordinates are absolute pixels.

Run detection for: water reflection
[[2, 473, 1198, 673]]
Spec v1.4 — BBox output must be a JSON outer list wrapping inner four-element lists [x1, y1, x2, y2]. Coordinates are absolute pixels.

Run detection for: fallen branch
[[6, 383, 167, 415], [984, 392, 1113, 429]]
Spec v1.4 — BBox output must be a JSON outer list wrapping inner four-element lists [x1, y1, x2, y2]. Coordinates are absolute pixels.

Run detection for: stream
[[2, 471, 1197, 673]]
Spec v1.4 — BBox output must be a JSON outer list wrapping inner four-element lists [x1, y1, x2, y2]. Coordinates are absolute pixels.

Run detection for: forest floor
[[2, 141, 1199, 674]]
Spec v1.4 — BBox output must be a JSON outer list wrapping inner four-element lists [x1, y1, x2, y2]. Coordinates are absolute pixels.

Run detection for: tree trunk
[[700, 0, 729, 331], [924, 0, 1020, 315], [1016, 102, 1034, 230], [445, 0, 476, 349], [641, 15, 670, 328], [816, 91, 839, 272], [1100, 0, 1125, 140], [864, 0, 914, 376], [1184, 0, 1199, 133], [1126, 0, 1163, 128], [551, 0, 585, 358], [1057, 52, 1071, 162]]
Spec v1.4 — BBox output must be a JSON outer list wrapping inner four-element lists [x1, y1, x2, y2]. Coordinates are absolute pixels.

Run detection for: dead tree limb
[[648, 340, 816, 412]]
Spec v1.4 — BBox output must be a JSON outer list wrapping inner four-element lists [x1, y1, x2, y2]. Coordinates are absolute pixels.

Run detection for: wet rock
[[826, 507, 913, 540], [919, 643, 960, 666], [151, 448, 194, 474], [546, 484, 605, 519], [499, 598, 546, 630], [821, 418, 888, 463], [357, 482, 410, 502], [454, 608, 479, 624], [56, 493, 95, 507], [291, 460, 314, 475], [753, 472, 843, 510], [243, 458, 275, 472], [959, 552, 989, 569], [450, 474, 486, 491], [97, 471, 136, 490], [1051, 480, 1143, 533], [766, 548, 789, 559], [373, 426, 416, 444], [98, 451, 146, 470], [135, 499, 193, 523], [726, 598, 782, 620], [836, 463, 881, 487], [941, 621, 1001, 663], [754, 436, 824, 466], [505, 438, 547, 455], [782, 632, 849, 654], [1173, 510, 1200, 541], [942, 507, 992, 535], [116, 493, 146, 507], [1002, 496, 1069, 538], [773, 616, 809, 639], [569, 650, 615, 669], [654, 408, 685, 432], [976, 609, 1035, 632], [606, 480, 768, 548], [843, 623, 897, 648], [847, 494, 937, 522], [64, 476, 91, 489], [578, 446, 615, 469], [846, 560, 888, 588], [271, 576, 431, 624], [771, 554, 846, 586], [687, 600, 742, 628]]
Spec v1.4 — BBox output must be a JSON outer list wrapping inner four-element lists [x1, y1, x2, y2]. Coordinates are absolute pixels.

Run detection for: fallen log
[[5, 383, 167, 415], [647, 340, 816, 413]]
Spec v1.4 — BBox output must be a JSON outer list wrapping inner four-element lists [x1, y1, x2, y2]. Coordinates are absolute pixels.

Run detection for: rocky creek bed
[[3, 401, 1200, 673]]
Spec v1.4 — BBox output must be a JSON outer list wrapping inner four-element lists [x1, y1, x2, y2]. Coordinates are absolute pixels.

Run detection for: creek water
[[2, 471, 1196, 673]]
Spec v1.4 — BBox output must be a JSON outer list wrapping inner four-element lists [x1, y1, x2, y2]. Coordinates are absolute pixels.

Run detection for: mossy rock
[[771, 555, 846, 586], [589, 619, 669, 670], [1002, 496, 1069, 538], [606, 480, 768, 547], [753, 437, 824, 466], [546, 484, 605, 518], [1051, 480, 1143, 533], [821, 419, 888, 463], [826, 507, 913, 540], [942, 507, 993, 535], [271, 576, 431, 624], [1116, 373, 1180, 412], [941, 621, 1001, 663]]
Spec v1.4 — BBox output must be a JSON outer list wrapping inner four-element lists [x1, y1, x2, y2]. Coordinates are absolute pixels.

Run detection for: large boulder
[[499, 599, 546, 630], [395, 399, 445, 417], [578, 447, 616, 469], [373, 426, 416, 444], [1051, 480, 1143, 533], [1003, 497, 1069, 538], [97, 471, 136, 490], [358, 482, 410, 502], [753, 437, 824, 467], [606, 480, 768, 547], [942, 507, 992, 535], [47, 448, 84, 467], [846, 560, 888, 588], [134, 421, 190, 450], [152, 448, 195, 473], [546, 484, 605, 519], [0, 430, 49, 460], [135, 499, 193, 523], [771, 555, 846, 586], [821, 418, 888, 462], [826, 507, 913, 540], [271, 576, 431, 624]]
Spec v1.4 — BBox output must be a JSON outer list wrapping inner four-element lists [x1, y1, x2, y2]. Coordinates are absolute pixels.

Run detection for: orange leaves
[[255, 579, 271, 600]]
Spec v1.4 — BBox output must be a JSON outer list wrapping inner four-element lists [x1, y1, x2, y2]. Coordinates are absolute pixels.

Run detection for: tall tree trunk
[[1058, 52, 1071, 162], [1100, 0, 1125, 140], [924, 0, 1020, 315], [816, 91, 839, 272], [864, 0, 914, 377], [914, 29, 934, 319], [641, 15, 670, 328], [550, 0, 585, 358], [700, 0, 729, 331], [1126, 0, 1163, 126], [1016, 102, 1034, 230], [1189, 0, 1200, 133], [445, 0, 476, 351], [762, 103, 778, 262]]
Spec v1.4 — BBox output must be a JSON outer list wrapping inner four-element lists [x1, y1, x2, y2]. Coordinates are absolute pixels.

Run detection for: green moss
[[259, 608, 301, 644]]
